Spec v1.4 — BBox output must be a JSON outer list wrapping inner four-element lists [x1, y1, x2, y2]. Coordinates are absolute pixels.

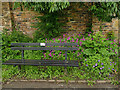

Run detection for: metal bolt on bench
[[2, 43, 79, 69]]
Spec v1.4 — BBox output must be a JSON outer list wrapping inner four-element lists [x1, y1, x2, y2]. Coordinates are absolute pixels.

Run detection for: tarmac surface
[[2, 81, 119, 88]]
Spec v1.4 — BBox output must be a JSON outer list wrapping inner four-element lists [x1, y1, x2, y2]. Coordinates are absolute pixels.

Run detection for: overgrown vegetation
[[2, 2, 119, 86], [2, 29, 118, 85]]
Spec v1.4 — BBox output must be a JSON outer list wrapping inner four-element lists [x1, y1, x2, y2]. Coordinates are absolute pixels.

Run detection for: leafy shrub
[[79, 31, 118, 80], [2, 29, 32, 82], [2, 29, 32, 61]]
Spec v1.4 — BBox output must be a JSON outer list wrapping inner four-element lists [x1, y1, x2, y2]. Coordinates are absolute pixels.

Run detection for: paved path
[[2, 81, 118, 88]]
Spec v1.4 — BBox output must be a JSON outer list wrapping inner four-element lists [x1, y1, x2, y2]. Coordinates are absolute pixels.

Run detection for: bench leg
[[18, 65, 21, 70], [64, 66, 67, 75], [13, 65, 16, 67]]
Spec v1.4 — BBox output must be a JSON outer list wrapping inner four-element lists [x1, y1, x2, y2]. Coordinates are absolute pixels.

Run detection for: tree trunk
[[9, 2, 15, 31], [86, 2, 93, 33]]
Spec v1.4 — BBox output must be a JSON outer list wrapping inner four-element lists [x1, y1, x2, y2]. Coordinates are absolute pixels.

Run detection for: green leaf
[[83, 48, 95, 55], [99, 48, 109, 55]]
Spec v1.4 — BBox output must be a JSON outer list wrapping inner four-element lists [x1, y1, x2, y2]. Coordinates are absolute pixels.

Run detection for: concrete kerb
[[4, 80, 114, 84]]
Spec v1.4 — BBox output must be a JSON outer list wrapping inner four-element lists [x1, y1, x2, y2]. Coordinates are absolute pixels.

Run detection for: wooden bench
[[2, 43, 79, 69]]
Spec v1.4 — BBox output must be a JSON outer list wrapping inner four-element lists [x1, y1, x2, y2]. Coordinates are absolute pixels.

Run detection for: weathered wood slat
[[11, 47, 78, 50], [11, 43, 78, 46], [4, 59, 78, 63], [3, 60, 79, 67], [2, 63, 79, 67]]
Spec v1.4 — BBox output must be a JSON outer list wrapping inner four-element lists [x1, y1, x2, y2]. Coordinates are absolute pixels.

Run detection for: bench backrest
[[11, 43, 78, 51], [11, 43, 79, 62], [11, 43, 78, 46]]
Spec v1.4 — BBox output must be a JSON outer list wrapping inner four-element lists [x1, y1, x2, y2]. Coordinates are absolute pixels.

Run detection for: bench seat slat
[[4, 59, 78, 63], [3, 59, 79, 67], [11, 43, 78, 46], [11, 47, 78, 50], [2, 63, 78, 67]]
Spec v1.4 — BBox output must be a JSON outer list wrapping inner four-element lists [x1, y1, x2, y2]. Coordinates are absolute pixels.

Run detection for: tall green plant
[[33, 11, 66, 41]]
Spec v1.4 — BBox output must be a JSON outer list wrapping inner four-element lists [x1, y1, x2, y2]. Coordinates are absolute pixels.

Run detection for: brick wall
[[2, 2, 43, 38], [61, 3, 91, 35], [2, 2, 119, 40], [92, 16, 118, 40]]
